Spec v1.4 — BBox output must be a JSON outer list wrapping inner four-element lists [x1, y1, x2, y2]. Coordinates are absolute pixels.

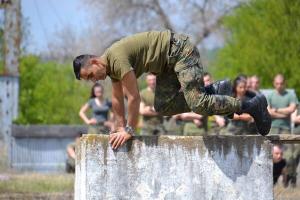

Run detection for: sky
[[21, 0, 221, 53], [22, 0, 88, 53]]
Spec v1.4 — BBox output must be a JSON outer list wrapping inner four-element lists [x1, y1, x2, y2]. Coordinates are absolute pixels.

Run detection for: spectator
[[220, 76, 256, 135], [267, 74, 297, 135], [267, 74, 298, 187], [286, 106, 300, 187], [246, 76, 252, 91], [203, 72, 213, 86], [273, 144, 287, 185], [79, 83, 114, 134], [203, 72, 226, 134], [66, 132, 82, 173], [292, 104, 300, 134], [250, 75, 261, 94], [173, 112, 207, 136], [139, 74, 165, 135]]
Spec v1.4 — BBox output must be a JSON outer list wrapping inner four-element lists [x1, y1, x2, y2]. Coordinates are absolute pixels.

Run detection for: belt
[[168, 32, 175, 56]]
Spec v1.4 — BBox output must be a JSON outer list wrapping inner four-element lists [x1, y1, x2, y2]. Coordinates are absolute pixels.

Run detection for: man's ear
[[90, 58, 98, 65]]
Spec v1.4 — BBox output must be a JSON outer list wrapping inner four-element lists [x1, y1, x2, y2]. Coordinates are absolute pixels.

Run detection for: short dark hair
[[203, 72, 211, 77], [90, 82, 104, 99], [73, 54, 96, 80]]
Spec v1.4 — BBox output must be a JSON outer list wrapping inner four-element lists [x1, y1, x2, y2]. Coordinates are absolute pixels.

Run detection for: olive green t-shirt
[[267, 90, 298, 129], [103, 30, 171, 81], [140, 88, 163, 125]]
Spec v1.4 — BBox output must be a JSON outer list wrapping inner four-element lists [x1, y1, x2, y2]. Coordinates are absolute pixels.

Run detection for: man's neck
[[276, 89, 285, 95], [99, 56, 110, 75], [147, 87, 155, 92]]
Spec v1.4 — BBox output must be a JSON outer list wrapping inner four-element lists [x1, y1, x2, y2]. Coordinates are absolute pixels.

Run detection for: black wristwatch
[[125, 125, 135, 136]]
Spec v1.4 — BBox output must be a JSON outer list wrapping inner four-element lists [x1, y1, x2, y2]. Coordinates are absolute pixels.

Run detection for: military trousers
[[154, 33, 241, 116]]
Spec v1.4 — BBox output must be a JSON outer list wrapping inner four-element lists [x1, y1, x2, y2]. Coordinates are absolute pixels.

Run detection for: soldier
[[139, 74, 165, 135], [267, 74, 298, 187], [203, 72, 226, 134], [73, 30, 271, 149], [66, 132, 82, 173]]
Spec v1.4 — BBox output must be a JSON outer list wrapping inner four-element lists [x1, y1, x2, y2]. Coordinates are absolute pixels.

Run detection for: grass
[[274, 184, 300, 200], [0, 173, 74, 193]]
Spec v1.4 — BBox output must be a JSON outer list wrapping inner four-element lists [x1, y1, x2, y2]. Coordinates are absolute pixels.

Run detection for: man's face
[[273, 77, 285, 92], [146, 74, 156, 90], [273, 146, 283, 163], [80, 62, 107, 82], [203, 75, 212, 86], [251, 77, 260, 91]]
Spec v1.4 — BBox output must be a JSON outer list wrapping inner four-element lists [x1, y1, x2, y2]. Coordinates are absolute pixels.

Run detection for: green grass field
[[0, 173, 74, 194]]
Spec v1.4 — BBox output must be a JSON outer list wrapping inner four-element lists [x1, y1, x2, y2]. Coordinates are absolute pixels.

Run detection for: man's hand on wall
[[109, 131, 132, 149]]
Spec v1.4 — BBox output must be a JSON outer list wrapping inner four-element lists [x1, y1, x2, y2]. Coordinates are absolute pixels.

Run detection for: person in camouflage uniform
[[139, 74, 165, 135], [66, 132, 82, 173], [73, 30, 271, 149]]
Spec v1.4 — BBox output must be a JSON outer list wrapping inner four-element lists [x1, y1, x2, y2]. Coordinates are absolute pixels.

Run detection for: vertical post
[[0, 0, 21, 167], [3, 0, 21, 76]]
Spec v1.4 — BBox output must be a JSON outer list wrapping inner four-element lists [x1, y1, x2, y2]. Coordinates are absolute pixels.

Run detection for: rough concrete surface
[[75, 135, 273, 200]]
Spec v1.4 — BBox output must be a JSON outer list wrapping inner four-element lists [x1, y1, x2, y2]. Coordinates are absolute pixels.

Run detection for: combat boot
[[238, 94, 271, 136], [204, 79, 232, 96]]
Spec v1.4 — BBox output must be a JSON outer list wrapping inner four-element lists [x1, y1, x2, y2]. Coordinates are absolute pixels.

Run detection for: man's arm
[[276, 103, 297, 115], [177, 112, 203, 121], [111, 81, 126, 129], [292, 109, 300, 124], [139, 101, 158, 117], [67, 145, 75, 159], [268, 106, 288, 118], [122, 71, 141, 128], [109, 71, 140, 149]]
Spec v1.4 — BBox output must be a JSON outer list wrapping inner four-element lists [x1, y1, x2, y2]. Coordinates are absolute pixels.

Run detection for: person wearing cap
[[72, 30, 271, 150]]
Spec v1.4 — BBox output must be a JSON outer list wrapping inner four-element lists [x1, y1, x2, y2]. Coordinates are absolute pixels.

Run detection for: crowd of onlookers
[[66, 72, 300, 188]]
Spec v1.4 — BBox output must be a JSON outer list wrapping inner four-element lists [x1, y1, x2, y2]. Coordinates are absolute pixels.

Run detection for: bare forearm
[[127, 96, 140, 128], [294, 116, 300, 124], [140, 109, 158, 117], [67, 148, 75, 159], [271, 112, 288, 118], [277, 107, 296, 115], [233, 113, 252, 122], [112, 97, 126, 129], [180, 114, 202, 121], [79, 112, 90, 124]]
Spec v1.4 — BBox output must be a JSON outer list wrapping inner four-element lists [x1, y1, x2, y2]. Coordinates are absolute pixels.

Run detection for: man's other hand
[[109, 131, 132, 149]]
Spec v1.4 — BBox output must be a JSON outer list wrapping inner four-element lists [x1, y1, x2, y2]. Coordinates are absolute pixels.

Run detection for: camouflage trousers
[[154, 33, 241, 116]]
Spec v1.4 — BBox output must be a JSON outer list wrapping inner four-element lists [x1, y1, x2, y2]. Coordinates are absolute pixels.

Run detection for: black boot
[[204, 79, 232, 96], [239, 94, 271, 136]]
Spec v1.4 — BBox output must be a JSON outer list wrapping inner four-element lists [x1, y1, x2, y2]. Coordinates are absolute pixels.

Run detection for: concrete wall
[[75, 135, 273, 200]]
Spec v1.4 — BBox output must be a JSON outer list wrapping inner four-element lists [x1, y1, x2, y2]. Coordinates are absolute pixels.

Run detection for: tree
[[44, 0, 245, 63], [82, 0, 244, 46], [214, 0, 300, 95], [15, 55, 101, 124]]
